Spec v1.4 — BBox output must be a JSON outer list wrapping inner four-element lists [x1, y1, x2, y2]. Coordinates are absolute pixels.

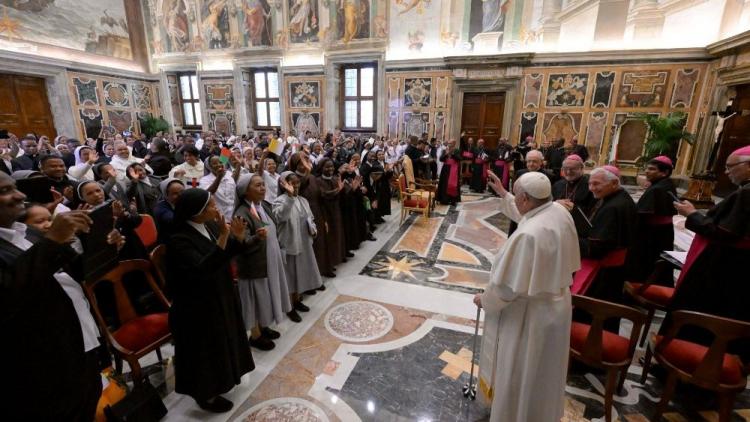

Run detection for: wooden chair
[[624, 259, 678, 346], [402, 155, 437, 211], [397, 174, 431, 224], [641, 311, 750, 422], [148, 244, 168, 294], [83, 259, 172, 385], [134, 214, 158, 250], [570, 295, 648, 422]]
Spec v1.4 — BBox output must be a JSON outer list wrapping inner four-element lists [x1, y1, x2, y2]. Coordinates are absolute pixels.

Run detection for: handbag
[[104, 380, 167, 422]]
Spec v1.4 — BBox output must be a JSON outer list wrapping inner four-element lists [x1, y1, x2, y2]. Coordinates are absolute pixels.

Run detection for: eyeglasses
[[725, 161, 748, 171]]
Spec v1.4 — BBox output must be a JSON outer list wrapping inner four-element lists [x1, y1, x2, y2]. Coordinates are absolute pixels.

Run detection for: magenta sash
[[675, 234, 750, 288], [446, 157, 459, 197], [462, 151, 474, 160], [572, 248, 628, 295]]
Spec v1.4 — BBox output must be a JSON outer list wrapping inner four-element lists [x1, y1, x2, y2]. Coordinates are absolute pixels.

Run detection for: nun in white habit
[[233, 173, 294, 351], [475, 171, 580, 422], [272, 171, 323, 313]]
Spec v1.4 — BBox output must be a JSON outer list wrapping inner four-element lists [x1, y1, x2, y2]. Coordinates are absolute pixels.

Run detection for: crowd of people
[[1, 125, 748, 421]]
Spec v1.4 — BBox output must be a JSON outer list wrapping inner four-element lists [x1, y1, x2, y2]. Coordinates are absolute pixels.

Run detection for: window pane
[[360, 67, 374, 96], [360, 100, 373, 128], [344, 68, 357, 97], [269, 101, 280, 127], [180, 76, 192, 100], [256, 102, 268, 126], [194, 103, 202, 126], [267, 72, 279, 98], [254, 72, 267, 98], [191, 75, 200, 100], [345, 101, 358, 127], [183, 103, 194, 125]]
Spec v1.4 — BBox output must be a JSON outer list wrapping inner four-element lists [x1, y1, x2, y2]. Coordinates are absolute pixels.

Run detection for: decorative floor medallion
[[324, 301, 394, 342], [235, 397, 329, 422]]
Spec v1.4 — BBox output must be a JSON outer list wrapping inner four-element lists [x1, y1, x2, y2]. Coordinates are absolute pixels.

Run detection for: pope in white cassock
[[474, 171, 580, 422]]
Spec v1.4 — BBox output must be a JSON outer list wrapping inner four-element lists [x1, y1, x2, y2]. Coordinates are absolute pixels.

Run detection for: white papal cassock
[[479, 197, 580, 422]]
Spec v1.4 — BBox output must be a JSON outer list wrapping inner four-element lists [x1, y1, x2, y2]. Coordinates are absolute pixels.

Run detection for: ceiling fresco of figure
[[0, 0, 132, 59]]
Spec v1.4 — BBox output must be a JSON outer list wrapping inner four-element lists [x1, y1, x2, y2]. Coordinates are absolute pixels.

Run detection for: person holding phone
[[0, 171, 124, 421], [167, 188, 254, 413]]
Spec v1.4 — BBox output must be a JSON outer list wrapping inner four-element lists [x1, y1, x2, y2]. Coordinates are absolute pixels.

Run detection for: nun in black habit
[[166, 188, 253, 413]]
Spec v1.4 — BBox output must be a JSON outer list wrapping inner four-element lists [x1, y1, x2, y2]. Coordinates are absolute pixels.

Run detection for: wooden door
[[0, 74, 56, 138], [460, 93, 505, 149], [714, 84, 750, 195]]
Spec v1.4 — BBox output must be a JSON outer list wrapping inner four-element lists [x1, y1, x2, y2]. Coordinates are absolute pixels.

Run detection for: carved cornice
[[443, 53, 534, 69], [706, 30, 750, 57]]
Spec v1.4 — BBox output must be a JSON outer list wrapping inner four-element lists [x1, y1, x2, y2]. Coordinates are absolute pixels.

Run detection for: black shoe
[[261, 327, 281, 340], [375, 218, 385, 224], [197, 396, 234, 413], [304, 289, 317, 295], [322, 272, 336, 278], [346, 251, 354, 258], [366, 235, 377, 241], [287, 310, 302, 323], [317, 284, 326, 291], [249, 336, 275, 351], [294, 301, 310, 312]]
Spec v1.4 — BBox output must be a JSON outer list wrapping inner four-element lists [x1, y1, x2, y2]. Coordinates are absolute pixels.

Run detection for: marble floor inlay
[[361, 190, 507, 293], [324, 301, 394, 343], [234, 397, 330, 422]]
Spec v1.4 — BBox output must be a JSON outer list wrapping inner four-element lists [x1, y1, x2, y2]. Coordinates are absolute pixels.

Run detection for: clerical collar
[[321, 175, 332, 180], [295, 170, 306, 177]]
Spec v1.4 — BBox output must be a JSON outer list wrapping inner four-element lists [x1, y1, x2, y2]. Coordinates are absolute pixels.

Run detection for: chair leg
[[155, 347, 163, 363], [114, 354, 123, 375], [128, 357, 143, 385], [604, 368, 619, 422], [617, 364, 629, 393], [639, 307, 655, 347], [717, 392, 736, 422], [640, 345, 653, 384], [654, 371, 677, 421]]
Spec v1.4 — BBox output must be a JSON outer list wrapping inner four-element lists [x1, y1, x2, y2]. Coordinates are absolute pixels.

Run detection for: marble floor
[[127, 187, 749, 422]]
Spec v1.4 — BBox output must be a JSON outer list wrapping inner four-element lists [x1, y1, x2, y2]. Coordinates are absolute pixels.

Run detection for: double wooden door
[[460, 93, 505, 149], [0, 73, 56, 139]]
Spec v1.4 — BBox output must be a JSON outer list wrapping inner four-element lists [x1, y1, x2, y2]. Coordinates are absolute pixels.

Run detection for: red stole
[[446, 157, 459, 197], [572, 248, 628, 295], [675, 234, 750, 288]]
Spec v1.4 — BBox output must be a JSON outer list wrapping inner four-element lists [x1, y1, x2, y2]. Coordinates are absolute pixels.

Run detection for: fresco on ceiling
[[288, 0, 319, 43], [201, 0, 230, 49], [0, 0, 132, 59], [240, 0, 274, 47], [334, 0, 371, 44], [389, 0, 440, 55], [158, 0, 191, 52], [468, 0, 509, 43]]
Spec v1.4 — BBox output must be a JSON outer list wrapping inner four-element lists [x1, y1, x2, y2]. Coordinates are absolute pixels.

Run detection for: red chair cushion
[[403, 198, 429, 208], [134, 214, 158, 249], [655, 336, 745, 385], [627, 282, 674, 305], [112, 313, 170, 352], [570, 322, 631, 363]]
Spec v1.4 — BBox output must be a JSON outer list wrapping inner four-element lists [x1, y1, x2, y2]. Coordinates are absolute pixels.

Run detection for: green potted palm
[[635, 112, 694, 166], [140, 115, 170, 139]]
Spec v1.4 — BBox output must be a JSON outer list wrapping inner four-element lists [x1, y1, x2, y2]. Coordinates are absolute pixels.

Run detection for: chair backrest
[[572, 294, 647, 364], [148, 244, 168, 292], [134, 214, 158, 249], [402, 155, 415, 187], [658, 310, 750, 386], [397, 174, 407, 196], [83, 260, 170, 340]]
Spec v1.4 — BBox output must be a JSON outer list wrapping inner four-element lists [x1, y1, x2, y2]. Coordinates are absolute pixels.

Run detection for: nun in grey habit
[[273, 171, 323, 312], [233, 173, 295, 351]]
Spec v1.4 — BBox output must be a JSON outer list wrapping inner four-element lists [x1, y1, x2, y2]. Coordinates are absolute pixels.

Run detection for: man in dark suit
[[11, 136, 42, 171], [0, 172, 103, 421]]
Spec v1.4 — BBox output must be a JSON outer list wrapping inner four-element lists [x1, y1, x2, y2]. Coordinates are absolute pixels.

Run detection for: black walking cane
[[463, 306, 481, 400]]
